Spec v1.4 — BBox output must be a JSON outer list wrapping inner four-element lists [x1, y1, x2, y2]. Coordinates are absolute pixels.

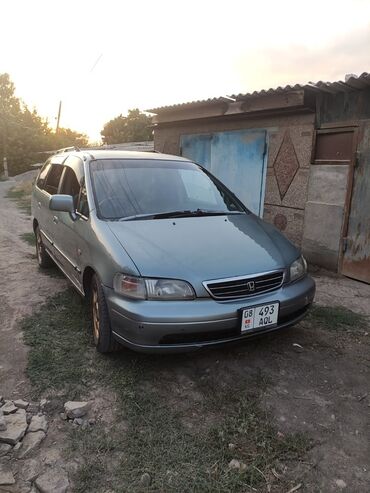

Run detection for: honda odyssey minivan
[[32, 150, 315, 353]]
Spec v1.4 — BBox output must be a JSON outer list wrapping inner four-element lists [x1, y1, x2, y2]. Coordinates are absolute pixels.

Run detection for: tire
[[91, 274, 120, 353], [35, 226, 53, 268]]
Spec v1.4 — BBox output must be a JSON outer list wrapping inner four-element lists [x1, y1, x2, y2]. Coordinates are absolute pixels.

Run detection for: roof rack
[[54, 146, 81, 155]]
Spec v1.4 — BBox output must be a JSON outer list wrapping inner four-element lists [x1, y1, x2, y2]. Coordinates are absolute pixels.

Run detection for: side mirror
[[49, 194, 75, 214]]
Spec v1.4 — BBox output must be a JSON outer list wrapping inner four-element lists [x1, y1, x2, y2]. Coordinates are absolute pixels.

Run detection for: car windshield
[[90, 159, 246, 220]]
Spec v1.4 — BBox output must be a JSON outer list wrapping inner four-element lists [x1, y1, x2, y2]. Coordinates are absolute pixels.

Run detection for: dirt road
[[0, 175, 66, 397]]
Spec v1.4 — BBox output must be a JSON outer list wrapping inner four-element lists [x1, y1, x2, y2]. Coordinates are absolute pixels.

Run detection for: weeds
[[21, 290, 91, 398], [20, 232, 35, 246], [6, 183, 32, 215], [307, 304, 368, 330]]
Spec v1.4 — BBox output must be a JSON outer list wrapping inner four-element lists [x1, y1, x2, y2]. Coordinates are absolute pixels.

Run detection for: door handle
[[52, 215, 59, 224], [37, 201, 41, 209]]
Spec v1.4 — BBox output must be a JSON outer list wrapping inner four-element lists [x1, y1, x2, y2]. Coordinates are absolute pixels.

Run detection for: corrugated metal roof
[[147, 96, 234, 113], [148, 72, 370, 113]]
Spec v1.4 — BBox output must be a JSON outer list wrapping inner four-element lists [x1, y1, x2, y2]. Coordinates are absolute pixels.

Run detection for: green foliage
[[21, 289, 91, 398], [20, 232, 36, 246], [307, 304, 368, 330], [6, 182, 32, 215], [0, 73, 88, 176], [45, 127, 88, 152], [101, 108, 152, 144]]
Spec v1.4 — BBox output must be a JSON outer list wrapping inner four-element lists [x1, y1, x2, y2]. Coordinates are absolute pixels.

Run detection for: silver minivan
[[32, 150, 315, 353]]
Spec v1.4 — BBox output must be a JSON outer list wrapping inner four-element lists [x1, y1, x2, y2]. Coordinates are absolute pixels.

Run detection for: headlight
[[289, 256, 307, 282], [113, 274, 195, 300]]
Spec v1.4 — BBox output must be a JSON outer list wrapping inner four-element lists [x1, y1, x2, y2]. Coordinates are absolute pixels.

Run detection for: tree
[[0, 74, 47, 175], [0, 73, 88, 176], [45, 127, 89, 151], [101, 109, 152, 144]]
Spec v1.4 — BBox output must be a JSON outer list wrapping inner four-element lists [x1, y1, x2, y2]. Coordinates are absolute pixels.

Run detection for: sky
[[1, 0, 370, 142]]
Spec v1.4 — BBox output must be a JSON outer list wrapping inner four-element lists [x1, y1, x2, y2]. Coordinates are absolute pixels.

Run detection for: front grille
[[204, 271, 284, 300]]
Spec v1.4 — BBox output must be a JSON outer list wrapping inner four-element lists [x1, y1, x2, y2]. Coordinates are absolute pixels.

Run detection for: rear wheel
[[91, 274, 120, 353], [35, 226, 53, 268]]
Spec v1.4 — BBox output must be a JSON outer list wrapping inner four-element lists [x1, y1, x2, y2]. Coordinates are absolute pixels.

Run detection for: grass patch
[[20, 232, 36, 246], [22, 290, 91, 398], [43, 264, 65, 279], [6, 182, 32, 215], [307, 304, 368, 330], [22, 289, 311, 492]]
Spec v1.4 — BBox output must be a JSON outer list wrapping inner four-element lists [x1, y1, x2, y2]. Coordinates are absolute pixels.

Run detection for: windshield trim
[[118, 210, 245, 221]]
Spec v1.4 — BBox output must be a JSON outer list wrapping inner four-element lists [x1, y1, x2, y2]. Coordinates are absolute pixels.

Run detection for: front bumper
[[105, 275, 315, 353]]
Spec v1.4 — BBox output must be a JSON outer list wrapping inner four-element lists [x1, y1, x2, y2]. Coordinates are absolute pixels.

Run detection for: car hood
[[108, 214, 299, 288]]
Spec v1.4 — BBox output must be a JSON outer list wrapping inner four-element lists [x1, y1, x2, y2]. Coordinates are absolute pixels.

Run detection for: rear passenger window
[[44, 164, 64, 195], [60, 167, 81, 209], [36, 163, 51, 190]]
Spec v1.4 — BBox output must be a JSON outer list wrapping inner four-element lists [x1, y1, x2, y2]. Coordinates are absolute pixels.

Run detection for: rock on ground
[[14, 399, 29, 409], [0, 443, 12, 457], [20, 458, 43, 482], [28, 415, 48, 433], [18, 430, 46, 459], [140, 472, 152, 486], [35, 468, 69, 493], [39, 399, 48, 410], [228, 459, 247, 471], [64, 401, 91, 419], [0, 408, 28, 445], [0, 463, 15, 485], [0, 410, 6, 431], [1, 401, 17, 415]]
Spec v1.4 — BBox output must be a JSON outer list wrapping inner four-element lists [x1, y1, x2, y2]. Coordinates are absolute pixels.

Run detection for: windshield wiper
[[119, 209, 244, 221]]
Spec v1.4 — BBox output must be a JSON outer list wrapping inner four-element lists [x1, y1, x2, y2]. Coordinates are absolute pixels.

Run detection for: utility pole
[[56, 100, 62, 134]]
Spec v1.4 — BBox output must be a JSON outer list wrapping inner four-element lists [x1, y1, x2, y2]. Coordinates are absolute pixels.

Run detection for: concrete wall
[[302, 165, 349, 270], [154, 112, 315, 247]]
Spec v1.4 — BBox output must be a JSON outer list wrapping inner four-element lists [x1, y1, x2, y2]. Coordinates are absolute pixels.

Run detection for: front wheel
[[35, 226, 53, 268], [91, 274, 120, 353]]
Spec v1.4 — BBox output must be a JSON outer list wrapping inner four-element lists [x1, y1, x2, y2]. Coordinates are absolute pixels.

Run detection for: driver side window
[[60, 167, 81, 209]]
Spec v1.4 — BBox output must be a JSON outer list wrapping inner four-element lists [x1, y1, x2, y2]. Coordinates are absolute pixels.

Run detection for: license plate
[[241, 302, 279, 332]]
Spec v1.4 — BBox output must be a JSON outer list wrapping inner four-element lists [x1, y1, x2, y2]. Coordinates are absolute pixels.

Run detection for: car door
[[53, 160, 83, 290], [73, 177, 93, 292], [35, 161, 64, 257], [33, 160, 51, 232]]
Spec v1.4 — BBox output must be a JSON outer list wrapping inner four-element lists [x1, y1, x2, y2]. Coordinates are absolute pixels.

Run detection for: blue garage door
[[181, 129, 267, 216]]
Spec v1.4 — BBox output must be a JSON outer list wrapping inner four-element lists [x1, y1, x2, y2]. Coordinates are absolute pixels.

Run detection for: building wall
[[302, 165, 350, 270], [302, 89, 370, 271], [154, 113, 315, 247]]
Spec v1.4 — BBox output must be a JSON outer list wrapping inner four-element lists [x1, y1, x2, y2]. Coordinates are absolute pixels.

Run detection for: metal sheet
[[342, 126, 370, 283], [181, 134, 212, 171], [314, 131, 354, 162], [180, 129, 267, 216], [148, 73, 370, 113]]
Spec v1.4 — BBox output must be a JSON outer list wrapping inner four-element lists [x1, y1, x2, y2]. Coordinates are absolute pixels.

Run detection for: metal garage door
[[180, 129, 267, 216], [342, 127, 370, 284]]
